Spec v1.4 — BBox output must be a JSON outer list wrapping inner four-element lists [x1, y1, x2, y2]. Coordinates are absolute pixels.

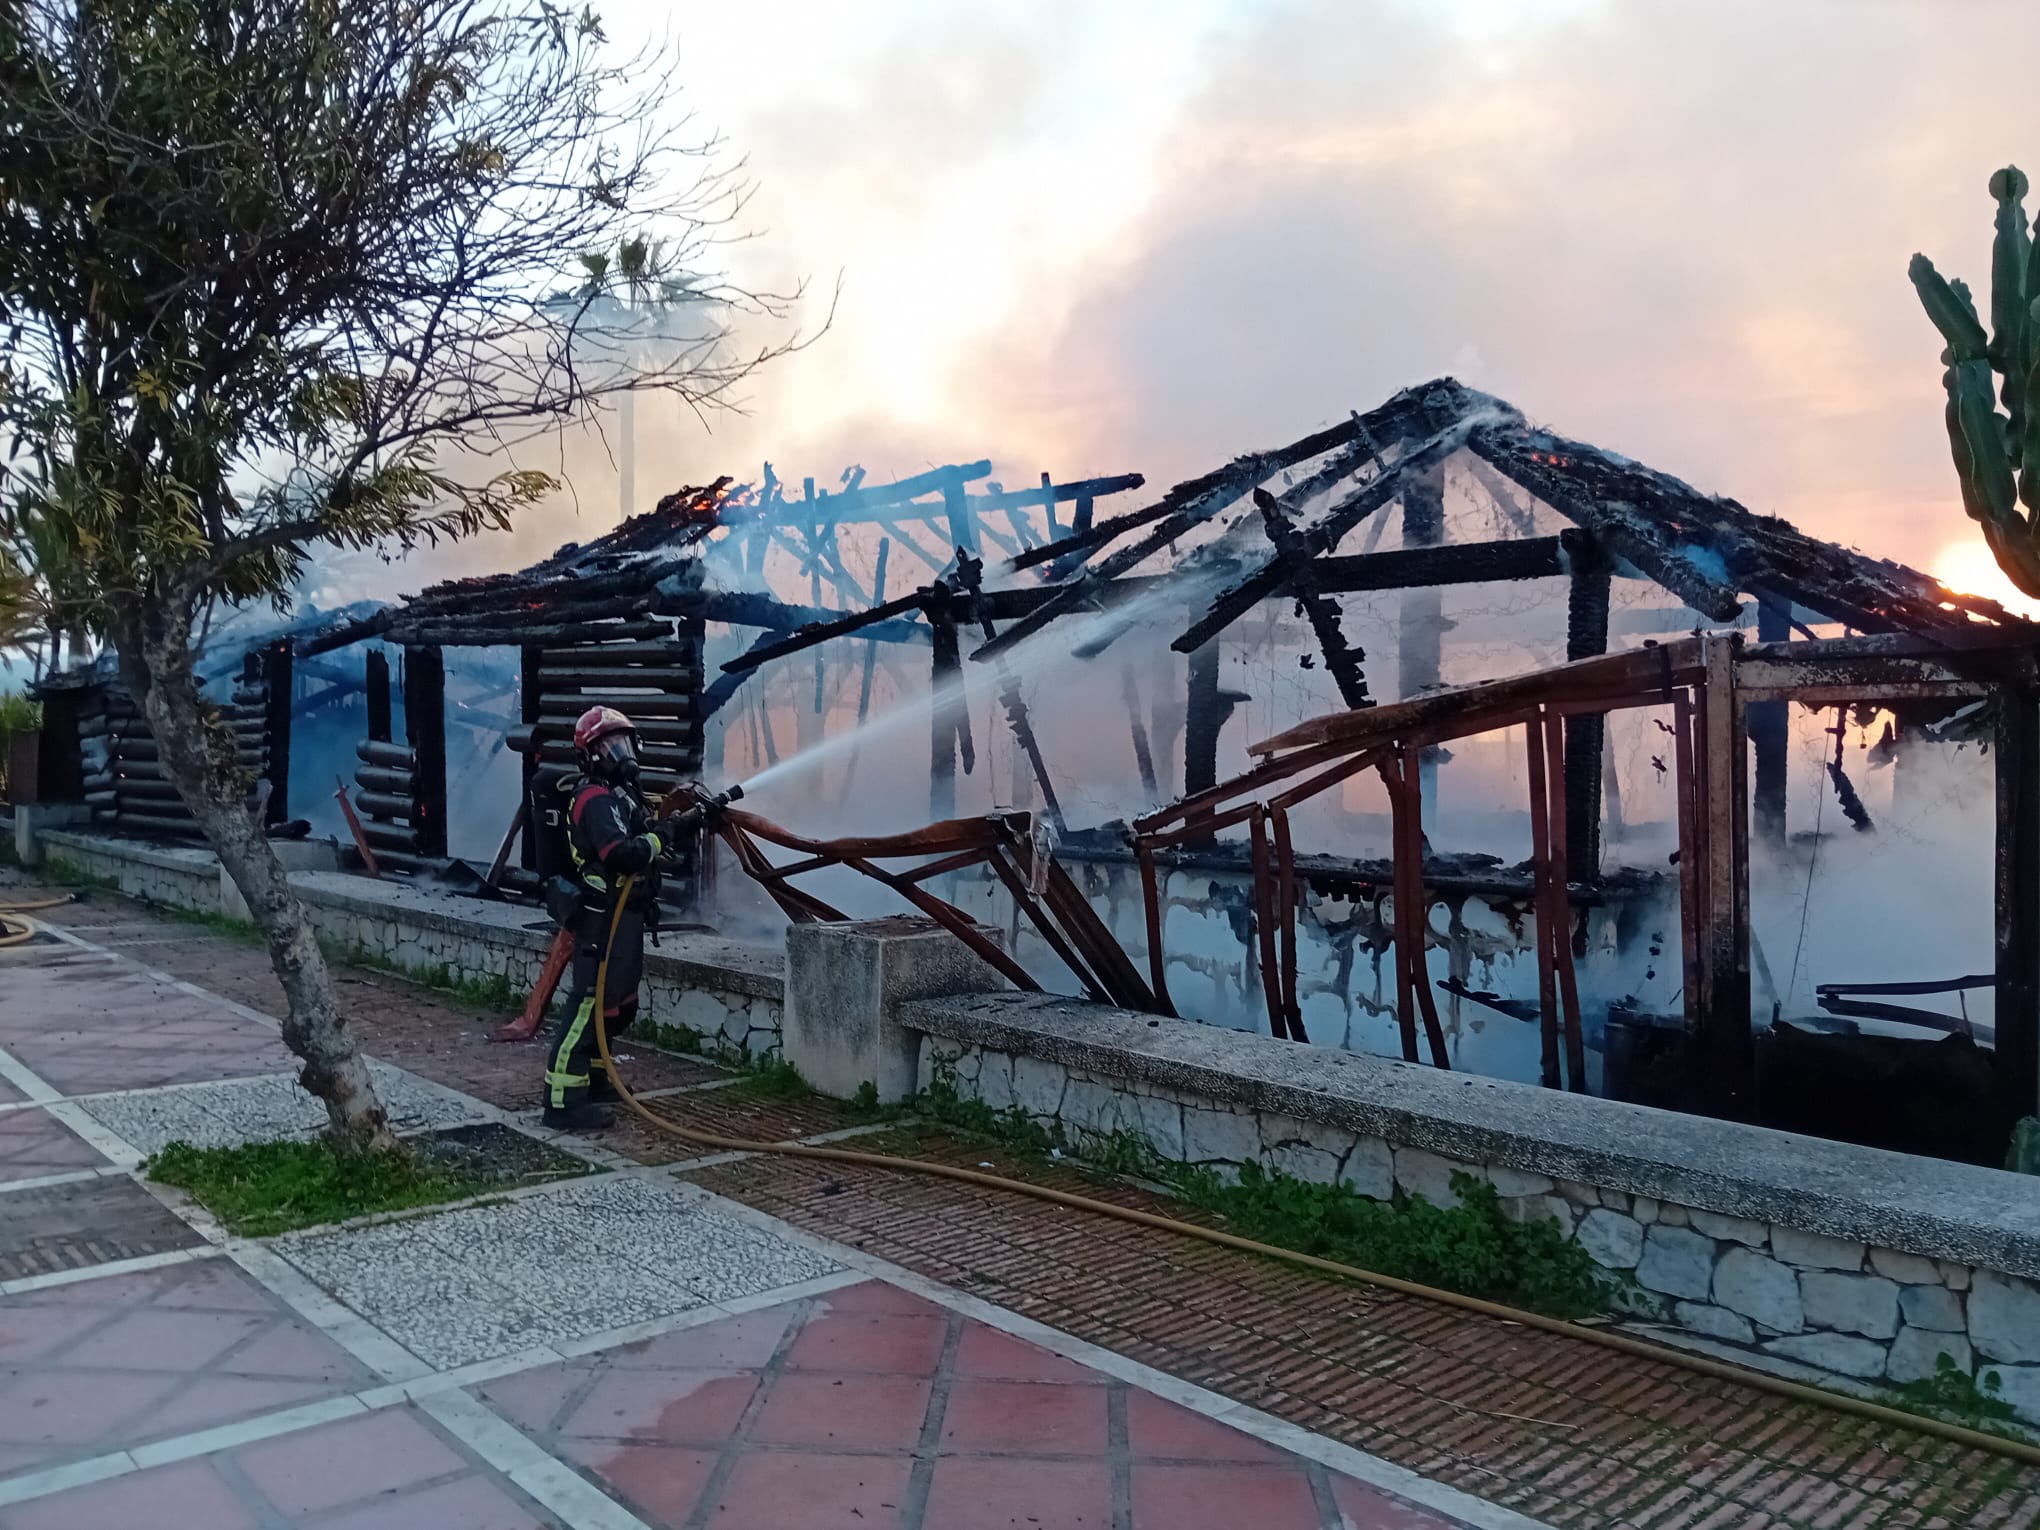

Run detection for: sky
[[312, 0, 2040, 611]]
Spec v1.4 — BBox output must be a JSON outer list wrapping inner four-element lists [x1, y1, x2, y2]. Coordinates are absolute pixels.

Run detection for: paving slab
[[272, 1173, 842, 1369], [0, 1403, 559, 1529], [0, 1175, 205, 1284], [71, 1062, 490, 1153], [0, 1257, 378, 1478], [475, 1277, 1469, 1530], [0, 1108, 106, 1184]]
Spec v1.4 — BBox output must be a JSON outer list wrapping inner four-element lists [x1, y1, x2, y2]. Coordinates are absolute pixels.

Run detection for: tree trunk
[[116, 611, 394, 1150]]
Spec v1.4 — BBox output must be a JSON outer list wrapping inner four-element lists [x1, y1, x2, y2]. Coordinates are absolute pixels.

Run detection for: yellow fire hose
[[0, 895, 72, 947], [586, 875, 2040, 1470]]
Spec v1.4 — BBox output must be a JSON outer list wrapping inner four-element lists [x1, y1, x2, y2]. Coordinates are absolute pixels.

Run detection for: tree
[[1910, 165, 2040, 597], [0, 0, 807, 1145]]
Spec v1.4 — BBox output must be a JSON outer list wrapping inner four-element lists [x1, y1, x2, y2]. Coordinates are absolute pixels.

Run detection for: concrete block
[[1992, 1364, 2040, 1426], [1898, 1284, 1965, 1334], [1772, 1226, 1865, 1271], [12, 803, 85, 864], [1689, 1209, 1768, 1247], [1011, 1055, 1069, 1119], [783, 917, 1006, 1103], [1128, 1092, 1185, 1162], [1340, 1136, 1394, 1200], [1578, 1208, 1645, 1270], [1182, 1104, 1260, 1166], [1714, 1248, 1804, 1333], [1887, 1326, 1972, 1385], [1675, 1301, 1756, 1345], [1800, 1272, 1899, 1340], [1488, 1166, 1557, 1198], [1969, 1270, 2040, 1363], [1763, 1333, 1888, 1379], [1395, 1147, 1481, 1208], [1869, 1248, 1942, 1285], [1638, 1225, 1717, 1300], [1501, 1194, 1575, 1237]]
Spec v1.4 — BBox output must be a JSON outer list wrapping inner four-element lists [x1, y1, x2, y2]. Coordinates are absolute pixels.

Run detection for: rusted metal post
[[1699, 635, 1753, 1119], [1995, 681, 2040, 1122], [1543, 713, 1589, 1091], [1377, 760, 1421, 1064], [1399, 461, 1445, 813], [1750, 597, 1791, 846], [261, 639, 292, 826], [1395, 743, 1452, 1068], [929, 608, 964, 820], [365, 649, 392, 743], [1672, 690, 1703, 1035], [403, 645, 447, 860]]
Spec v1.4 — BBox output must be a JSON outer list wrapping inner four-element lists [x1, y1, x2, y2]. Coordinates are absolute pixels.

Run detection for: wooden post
[[930, 611, 962, 820], [1185, 639, 1222, 798], [1398, 462, 1445, 813], [1995, 681, 2040, 1123], [365, 649, 392, 743], [1562, 538, 1611, 878], [403, 645, 448, 860], [1750, 597, 1791, 846], [1699, 635, 1753, 1119], [519, 644, 543, 872], [261, 639, 293, 825]]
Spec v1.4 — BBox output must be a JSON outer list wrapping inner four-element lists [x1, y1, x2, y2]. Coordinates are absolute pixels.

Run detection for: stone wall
[[907, 993, 2040, 1425], [33, 830, 785, 1060], [41, 830, 220, 913]]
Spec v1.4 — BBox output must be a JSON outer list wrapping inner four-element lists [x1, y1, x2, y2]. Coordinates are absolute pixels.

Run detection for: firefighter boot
[[541, 1101, 614, 1132]]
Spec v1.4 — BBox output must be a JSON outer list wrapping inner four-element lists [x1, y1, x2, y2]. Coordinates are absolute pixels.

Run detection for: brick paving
[[5, 876, 2040, 1528], [0, 1175, 204, 1284], [474, 1278, 1462, 1530]]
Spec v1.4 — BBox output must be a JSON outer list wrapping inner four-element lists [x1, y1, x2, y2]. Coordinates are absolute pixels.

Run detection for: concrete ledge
[[42, 828, 219, 879], [900, 991, 2040, 1282]]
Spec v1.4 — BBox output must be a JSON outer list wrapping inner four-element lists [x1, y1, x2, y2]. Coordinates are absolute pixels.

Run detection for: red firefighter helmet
[[573, 705, 636, 754]]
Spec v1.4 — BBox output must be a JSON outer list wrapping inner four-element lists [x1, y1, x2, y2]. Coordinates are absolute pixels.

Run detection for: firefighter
[[541, 705, 689, 1130]]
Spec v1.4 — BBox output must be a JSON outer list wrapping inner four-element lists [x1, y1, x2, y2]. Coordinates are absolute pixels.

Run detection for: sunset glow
[[1932, 537, 2040, 618]]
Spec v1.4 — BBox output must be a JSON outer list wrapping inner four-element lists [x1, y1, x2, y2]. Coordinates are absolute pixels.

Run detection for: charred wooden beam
[[1562, 535, 1613, 878], [403, 646, 448, 859], [365, 651, 392, 743], [1314, 531, 1579, 592], [353, 764, 415, 795], [535, 692, 696, 719], [930, 601, 967, 820], [1750, 598, 1791, 845], [389, 618, 673, 650], [1253, 487, 1371, 710], [674, 589, 930, 648], [357, 739, 413, 770], [721, 460, 993, 529], [295, 609, 393, 658]]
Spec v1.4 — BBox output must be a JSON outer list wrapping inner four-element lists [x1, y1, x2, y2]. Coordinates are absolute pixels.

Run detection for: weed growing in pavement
[[846, 1079, 907, 1122], [161, 902, 263, 945], [908, 1057, 1610, 1319], [637, 1019, 708, 1057], [319, 939, 522, 1014], [41, 855, 119, 893], [148, 1138, 497, 1237], [724, 1051, 809, 1101]]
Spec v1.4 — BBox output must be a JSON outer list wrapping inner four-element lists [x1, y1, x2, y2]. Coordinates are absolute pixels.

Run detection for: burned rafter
[[954, 550, 1065, 829], [1251, 486, 1371, 710]]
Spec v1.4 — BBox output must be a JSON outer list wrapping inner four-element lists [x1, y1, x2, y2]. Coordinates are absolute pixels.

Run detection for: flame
[[1932, 538, 2040, 619]]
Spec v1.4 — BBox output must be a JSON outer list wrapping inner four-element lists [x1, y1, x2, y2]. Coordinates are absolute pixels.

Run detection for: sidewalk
[[4, 876, 2039, 1528], [0, 892, 1506, 1530]]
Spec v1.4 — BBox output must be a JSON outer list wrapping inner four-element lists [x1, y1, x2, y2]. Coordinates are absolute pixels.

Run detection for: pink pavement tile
[[606, 1305, 799, 1371], [1130, 1462, 1326, 1530], [558, 1438, 718, 1525], [749, 1372, 933, 1451], [131, 1375, 350, 1440], [952, 1323, 1104, 1385], [0, 1368, 187, 1450], [224, 1321, 372, 1383], [939, 1378, 1113, 1455], [295, 1472, 553, 1530], [781, 1311, 950, 1376], [62, 1307, 272, 1371], [0, 1107, 107, 1182], [1328, 1473, 1471, 1529], [234, 1408, 469, 1517], [810, 1280, 944, 1317], [0, 1304, 114, 1365], [697, 1450, 913, 1530], [0, 1458, 258, 1530], [560, 1368, 759, 1444], [474, 1364, 590, 1436], [1125, 1389, 1290, 1464], [0, 1074, 24, 1105], [923, 1457, 1116, 1530]]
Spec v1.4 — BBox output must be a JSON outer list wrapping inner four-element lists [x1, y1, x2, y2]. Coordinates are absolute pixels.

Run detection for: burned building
[[25, 377, 2036, 1164]]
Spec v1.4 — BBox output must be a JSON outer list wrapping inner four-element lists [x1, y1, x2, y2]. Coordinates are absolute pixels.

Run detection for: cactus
[[1909, 165, 2040, 597]]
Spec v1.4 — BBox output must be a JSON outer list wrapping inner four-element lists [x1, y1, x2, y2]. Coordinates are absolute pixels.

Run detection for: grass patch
[[162, 902, 263, 945], [911, 1066, 1611, 1320], [637, 1019, 710, 1058], [148, 1138, 498, 1237], [722, 1051, 809, 1101], [42, 854, 119, 894]]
